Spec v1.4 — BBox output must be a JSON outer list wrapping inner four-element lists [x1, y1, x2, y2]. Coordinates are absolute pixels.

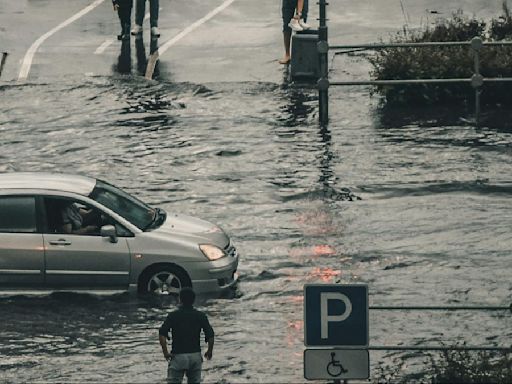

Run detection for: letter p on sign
[[304, 284, 368, 347], [320, 292, 352, 339]]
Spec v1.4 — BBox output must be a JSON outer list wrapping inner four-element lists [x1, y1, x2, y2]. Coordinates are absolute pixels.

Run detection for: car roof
[[0, 172, 97, 196]]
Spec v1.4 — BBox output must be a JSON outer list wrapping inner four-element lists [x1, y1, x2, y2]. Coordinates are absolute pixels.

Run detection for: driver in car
[[60, 201, 99, 235]]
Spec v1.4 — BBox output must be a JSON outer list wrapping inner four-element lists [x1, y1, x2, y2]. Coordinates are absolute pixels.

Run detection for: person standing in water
[[112, 0, 133, 40], [280, 0, 311, 64], [159, 288, 215, 383]]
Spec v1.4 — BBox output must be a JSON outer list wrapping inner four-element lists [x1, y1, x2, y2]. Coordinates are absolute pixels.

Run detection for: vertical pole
[[318, 0, 329, 125], [0, 52, 8, 78], [470, 37, 483, 126]]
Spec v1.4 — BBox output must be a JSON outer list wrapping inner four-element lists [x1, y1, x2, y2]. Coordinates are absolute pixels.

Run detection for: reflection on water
[[116, 39, 131, 75], [135, 35, 160, 79], [114, 35, 161, 79]]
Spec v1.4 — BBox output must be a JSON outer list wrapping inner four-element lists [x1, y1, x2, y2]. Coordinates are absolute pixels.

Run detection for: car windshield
[[89, 180, 156, 230]]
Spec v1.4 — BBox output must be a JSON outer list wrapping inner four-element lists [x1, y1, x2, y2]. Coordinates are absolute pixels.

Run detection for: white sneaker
[[151, 27, 160, 37], [131, 24, 142, 35], [299, 19, 311, 30], [288, 18, 303, 32]]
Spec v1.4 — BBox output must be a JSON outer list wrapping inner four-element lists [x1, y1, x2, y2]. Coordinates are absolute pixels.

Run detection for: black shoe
[[118, 33, 130, 41]]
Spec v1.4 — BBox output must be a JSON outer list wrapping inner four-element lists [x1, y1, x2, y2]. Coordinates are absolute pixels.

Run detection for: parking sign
[[304, 284, 368, 347]]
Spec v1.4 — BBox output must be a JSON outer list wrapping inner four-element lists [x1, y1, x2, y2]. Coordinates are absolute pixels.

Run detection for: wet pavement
[[1, 0, 512, 382]]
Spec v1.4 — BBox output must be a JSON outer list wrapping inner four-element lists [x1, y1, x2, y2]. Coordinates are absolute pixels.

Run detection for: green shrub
[[371, 350, 512, 383], [430, 350, 512, 384], [369, 2, 512, 106]]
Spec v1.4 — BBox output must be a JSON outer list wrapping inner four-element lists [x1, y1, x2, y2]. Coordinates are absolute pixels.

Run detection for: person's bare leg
[[296, 0, 304, 16], [279, 30, 292, 64]]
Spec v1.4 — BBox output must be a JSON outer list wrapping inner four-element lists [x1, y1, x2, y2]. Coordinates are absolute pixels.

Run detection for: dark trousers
[[135, 0, 159, 27], [117, 0, 133, 34]]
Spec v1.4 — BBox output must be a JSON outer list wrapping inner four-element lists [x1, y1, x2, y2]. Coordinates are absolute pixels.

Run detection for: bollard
[[471, 37, 483, 125], [318, 0, 329, 125]]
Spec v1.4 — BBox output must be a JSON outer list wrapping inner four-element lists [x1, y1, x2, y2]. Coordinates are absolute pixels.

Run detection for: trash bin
[[290, 30, 319, 81]]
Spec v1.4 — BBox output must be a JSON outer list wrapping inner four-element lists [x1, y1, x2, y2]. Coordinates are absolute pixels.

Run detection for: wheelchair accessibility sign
[[304, 349, 369, 380], [304, 284, 368, 347]]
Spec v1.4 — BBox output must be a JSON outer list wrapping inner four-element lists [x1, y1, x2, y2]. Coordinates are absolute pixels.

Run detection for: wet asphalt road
[[1, 0, 512, 383], [0, 0, 507, 83]]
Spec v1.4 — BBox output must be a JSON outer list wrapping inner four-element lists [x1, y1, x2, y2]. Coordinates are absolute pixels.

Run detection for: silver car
[[0, 172, 239, 294]]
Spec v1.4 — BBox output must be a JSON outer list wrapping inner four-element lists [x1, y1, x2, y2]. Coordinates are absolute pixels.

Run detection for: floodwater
[[1, 0, 511, 382]]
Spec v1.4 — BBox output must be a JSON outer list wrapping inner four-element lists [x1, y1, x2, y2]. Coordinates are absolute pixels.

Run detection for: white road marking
[[95, 39, 114, 55], [18, 0, 106, 81], [158, 0, 237, 56]]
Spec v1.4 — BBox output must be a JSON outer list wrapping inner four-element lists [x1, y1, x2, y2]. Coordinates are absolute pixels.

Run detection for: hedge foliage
[[369, 2, 512, 106]]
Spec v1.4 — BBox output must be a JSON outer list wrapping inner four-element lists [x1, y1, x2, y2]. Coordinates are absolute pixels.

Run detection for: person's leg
[[135, 0, 145, 26], [116, 0, 131, 39], [185, 353, 203, 384], [296, 0, 304, 15], [149, 0, 159, 27], [297, 0, 311, 29], [168, 355, 186, 384], [279, 31, 292, 64], [302, 0, 308, 22], [280, 0, 294, 64]]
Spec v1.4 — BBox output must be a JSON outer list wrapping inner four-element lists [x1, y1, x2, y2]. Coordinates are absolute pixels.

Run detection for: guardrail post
[[0, 52, 8, 78], [318, 0, 329, 125], [471, 37, 483, 126]]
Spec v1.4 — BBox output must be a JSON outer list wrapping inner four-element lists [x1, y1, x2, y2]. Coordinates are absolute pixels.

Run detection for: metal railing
[[370, 304, 512, 311], [316, 1, 512, 125], [326, 304, 512, 384], [303, 303, 512, 356], [367, 304, 512, 352]]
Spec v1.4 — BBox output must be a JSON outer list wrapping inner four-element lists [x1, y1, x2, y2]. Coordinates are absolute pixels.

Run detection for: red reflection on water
[[288, 295, 303, 304], [285, 320, 304, 346], [313, 244, 336, 256], [294, 210, 340, 236], [310, 267, 341, 282], [288, 320, 303, 331], [289, 244, 337, 259]]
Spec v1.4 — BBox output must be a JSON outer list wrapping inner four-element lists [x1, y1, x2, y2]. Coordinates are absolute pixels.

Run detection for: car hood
[[150, 213, 230, 248]]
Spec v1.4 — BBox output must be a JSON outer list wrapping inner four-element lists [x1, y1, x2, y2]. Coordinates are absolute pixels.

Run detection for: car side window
[[44, 197, 132, 237], [44, 197, 102, 236], [0, 196, 37, 233]]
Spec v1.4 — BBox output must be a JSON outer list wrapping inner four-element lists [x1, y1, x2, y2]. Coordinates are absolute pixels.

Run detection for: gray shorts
[[282, 0, 309, 32], [167, 352, 203, 384]]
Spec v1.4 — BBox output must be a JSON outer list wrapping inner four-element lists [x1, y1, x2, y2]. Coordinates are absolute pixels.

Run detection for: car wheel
[[139, 266, 191, 295]]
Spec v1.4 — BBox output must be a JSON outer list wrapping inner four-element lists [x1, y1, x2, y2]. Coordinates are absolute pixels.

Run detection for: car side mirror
[[101, 225, 118, 243]]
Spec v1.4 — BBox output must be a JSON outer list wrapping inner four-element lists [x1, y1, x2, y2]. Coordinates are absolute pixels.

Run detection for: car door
[[0, 195, 44, 287], [42, 197, 131, 289]]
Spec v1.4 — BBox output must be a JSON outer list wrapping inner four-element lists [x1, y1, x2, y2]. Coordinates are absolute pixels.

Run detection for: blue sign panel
[[304, 284, 368, 347]]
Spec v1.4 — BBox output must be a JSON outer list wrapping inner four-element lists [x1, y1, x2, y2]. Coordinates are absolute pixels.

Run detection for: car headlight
[[199, 244, 226, 261]]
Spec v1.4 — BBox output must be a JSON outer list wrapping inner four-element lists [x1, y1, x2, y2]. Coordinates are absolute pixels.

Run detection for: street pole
[[0, 52, 8, 78], [471, 37, 483, 126], [318, 0, 329, 125]]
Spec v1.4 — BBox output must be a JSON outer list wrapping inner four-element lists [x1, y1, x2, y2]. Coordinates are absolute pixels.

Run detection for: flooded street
[[1, 0, 511, 382]]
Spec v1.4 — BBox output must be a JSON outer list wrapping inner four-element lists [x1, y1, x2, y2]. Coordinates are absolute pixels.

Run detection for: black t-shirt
[[159, 305, 214, 354]]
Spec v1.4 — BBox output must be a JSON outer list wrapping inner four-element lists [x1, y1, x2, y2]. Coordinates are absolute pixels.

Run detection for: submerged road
[[1, 1, 511, 383], [0, 0, 506, 83]]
